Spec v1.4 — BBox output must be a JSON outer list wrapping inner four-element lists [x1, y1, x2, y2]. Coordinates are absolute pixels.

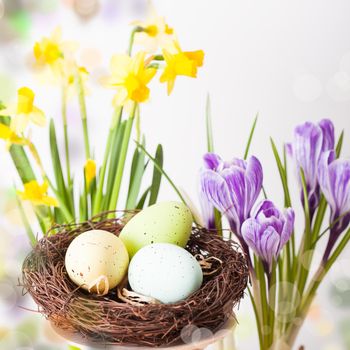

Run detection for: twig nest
[[21, 213, 249, 347]]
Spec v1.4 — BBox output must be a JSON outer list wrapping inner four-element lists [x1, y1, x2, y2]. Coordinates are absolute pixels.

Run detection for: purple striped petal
[[203, 153, 222, 170], [198, 187, 215, 230], [319, 119, 335, 152], [318, 150, 337, 214], [244, 156, 263, 218], [279, 208, 295, 251], [294, 122, 323, 192], [200, 169, 240, 228]]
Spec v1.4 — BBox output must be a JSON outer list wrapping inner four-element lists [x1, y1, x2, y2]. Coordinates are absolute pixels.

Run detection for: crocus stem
[[285, 227, 350, 347], [108, 103, 137, 213], [92, 108, 122, 215], [76, 66, 91, 159], [61, 84, 71, 186], [268, 264, 276, 348], [248, 287, 264, 350]]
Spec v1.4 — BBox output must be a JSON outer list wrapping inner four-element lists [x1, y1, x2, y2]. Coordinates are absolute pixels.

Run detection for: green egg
[[119, 201, 193, 257]]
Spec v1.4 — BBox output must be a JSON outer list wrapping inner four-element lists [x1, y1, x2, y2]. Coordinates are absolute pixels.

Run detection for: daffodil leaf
[[136, 141, 186, 205], [136, 186, 151, 209], [126, 138, 146, 209], [49, 119, 74, 217], [149, 144, 163, 206], [206, 94, 214, 153], [16, 194, 37, 246], [103, 120, 126, 210]]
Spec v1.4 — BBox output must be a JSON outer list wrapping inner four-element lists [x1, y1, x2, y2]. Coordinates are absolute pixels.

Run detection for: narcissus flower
[[160, 40, 204, 94], [85, 159, 96, 187], [17, 181, 58, 207], [0, 87, 46, 134], [133, 7, 175, 53], [33, 27, 65, 67], [0, 123, 27, 150], [101, 52, 156, 107]]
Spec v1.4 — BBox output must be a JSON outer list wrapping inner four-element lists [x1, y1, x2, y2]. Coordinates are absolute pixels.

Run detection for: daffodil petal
[[30, 107, 46, 127]]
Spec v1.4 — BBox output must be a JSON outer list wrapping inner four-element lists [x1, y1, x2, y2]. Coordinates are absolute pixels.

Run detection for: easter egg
[[119, 201, 193, 257], [128, 243, 203, 304], [65, 230, 129, 295]]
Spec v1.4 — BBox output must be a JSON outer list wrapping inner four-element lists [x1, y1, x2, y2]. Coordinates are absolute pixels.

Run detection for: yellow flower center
[[124, 73, 149, 102], [17, 87, 34, 114], [145, 25, 159, 37]]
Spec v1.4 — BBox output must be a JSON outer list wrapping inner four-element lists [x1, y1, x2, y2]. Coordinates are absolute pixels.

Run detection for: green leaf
[[244, 113, 258, 160], [149, 144, 163, 206], [206, 94, 214, 152], [103, 120, 126, 210], [136, 141, 187, 206], [49, 119, 74, 218], [126, 138, 146, 209], [136, 186, 151, 209], [16, 194, 37, 246], [270, 138, 292, 207], [336, 130, 344, 158]]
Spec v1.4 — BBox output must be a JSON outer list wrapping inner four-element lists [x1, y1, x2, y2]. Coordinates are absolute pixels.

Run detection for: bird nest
[[21, 212, 249, 347]]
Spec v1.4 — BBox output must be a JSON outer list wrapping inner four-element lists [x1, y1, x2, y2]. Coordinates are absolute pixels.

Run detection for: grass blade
[[149, 144, 163, 206], [126, 138, 146, 209], [244, 113, 258, 160], [336, 130, 344, 158]]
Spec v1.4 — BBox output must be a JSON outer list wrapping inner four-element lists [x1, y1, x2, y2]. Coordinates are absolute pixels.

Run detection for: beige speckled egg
[[119, 201, 193, 257], [65, 230, 129, 295]]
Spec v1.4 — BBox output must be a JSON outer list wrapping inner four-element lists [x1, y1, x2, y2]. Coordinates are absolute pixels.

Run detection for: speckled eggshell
[[119, 201, 193, 257], [128, 243, 203, 304], [65, 230, 129, 293]]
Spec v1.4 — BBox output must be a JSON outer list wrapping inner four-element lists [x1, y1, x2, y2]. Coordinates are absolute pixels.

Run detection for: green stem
[[76, 67, 91, 159], [92, 108, 122, 215], [248, 287, 264, 350], [61, 85, 71, 186], [108, 104, 137, 212], [268, 263, 276, 348], [285, 227, 350, 347], [256, 259, 268, 349]]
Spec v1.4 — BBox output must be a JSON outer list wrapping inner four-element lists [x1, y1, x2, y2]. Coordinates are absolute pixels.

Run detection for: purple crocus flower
[[286, 119, 335, 218], [200, 153, 263, 235], [241, 200, 295, 272], [318, 150, 350, 261]]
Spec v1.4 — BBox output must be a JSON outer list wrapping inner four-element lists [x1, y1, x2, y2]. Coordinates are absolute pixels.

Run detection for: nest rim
[[21, 212, 249, 347]]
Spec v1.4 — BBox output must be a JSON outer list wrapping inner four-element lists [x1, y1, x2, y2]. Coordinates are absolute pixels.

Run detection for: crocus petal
[[198, 186, 215, 229], [244, 156, 263, 218], [221, 166, 246, 225], [318, 150, 337, 214], [329, 159, 350, 216], [279, 208, 295, 251], [200, 169, 239, 227], [203, 153, 222, 170], [285, 143, 293, 157], [319, 119, 335, 152], [258, 226, 280, 267], [294, 122, 323, 192]]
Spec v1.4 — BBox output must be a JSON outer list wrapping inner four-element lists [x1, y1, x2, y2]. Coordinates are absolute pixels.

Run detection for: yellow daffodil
[[101, 52, 156, 107], [0, 123, 27, 150], [0, 87, 46, 134], [160, 40, 204, 95], [17, 181, 58, 207], [85, 159, 96, 187], [133, 6, 175, 53], [33, 27, 65, 67]]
